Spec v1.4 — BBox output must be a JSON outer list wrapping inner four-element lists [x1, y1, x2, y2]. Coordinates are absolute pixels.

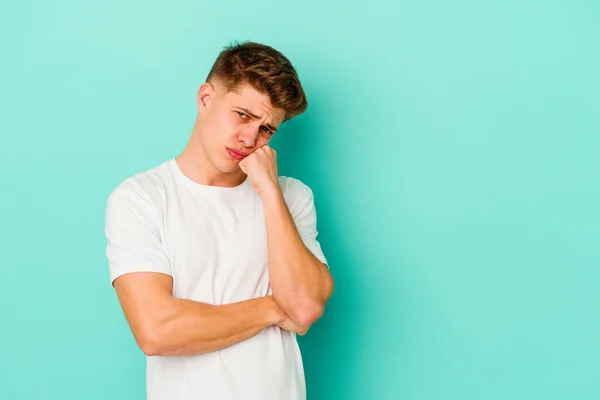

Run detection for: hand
[[238, 145, 280, 197], [278, 314, 311, 336], [268, 295, 311, 336]]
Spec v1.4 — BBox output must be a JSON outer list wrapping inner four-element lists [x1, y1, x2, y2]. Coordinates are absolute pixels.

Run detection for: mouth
[[226, 147, 248, 161]]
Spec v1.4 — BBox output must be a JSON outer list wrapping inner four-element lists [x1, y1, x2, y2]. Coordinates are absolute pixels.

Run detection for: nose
[[238, 127, 258, 148]]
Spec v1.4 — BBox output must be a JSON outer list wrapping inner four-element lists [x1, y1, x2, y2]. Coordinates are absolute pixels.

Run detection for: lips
[[226, 147, 248, 161]]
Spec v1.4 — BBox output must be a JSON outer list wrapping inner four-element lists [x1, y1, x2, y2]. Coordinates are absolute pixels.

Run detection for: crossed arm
[[114, 273, 284, 356], [262, 186, 334, 327], [109, 184, 333, 357]]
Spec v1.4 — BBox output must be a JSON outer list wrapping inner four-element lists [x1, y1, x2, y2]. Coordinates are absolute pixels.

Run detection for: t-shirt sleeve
[[289, 183, 329, 267], [104, 179, 172, 285]]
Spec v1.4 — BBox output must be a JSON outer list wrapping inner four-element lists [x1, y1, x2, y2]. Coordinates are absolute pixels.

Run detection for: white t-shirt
[[104, 159, 328, 400]]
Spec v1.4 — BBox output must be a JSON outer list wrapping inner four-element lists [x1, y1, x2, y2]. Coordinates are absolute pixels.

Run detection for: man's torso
[[117, 159, 308, 400]]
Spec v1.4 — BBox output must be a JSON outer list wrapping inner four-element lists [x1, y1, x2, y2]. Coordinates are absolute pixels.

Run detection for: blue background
[[1, 1, 599, 399]]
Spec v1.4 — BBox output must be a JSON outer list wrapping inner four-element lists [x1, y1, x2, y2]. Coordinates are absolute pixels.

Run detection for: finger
[[260, 145, 273, 154], [265, 146, 276, 156], [239, 160, 247, 173]]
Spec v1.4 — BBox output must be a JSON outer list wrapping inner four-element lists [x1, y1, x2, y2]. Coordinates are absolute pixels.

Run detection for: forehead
[[223, 83, 285, 121]]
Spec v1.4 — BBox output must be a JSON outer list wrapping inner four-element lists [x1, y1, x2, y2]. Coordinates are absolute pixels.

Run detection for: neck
[[175, 121, 246, 188]]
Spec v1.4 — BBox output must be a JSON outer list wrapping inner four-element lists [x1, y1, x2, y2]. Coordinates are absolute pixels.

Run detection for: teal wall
[[2, 1, 599, 399]]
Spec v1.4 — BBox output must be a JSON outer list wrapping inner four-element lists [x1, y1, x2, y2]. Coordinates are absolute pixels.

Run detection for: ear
[[197, 83, 215, 114]]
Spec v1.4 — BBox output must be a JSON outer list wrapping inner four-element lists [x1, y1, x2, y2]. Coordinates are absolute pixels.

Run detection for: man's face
[[196, 81, 286, 175]]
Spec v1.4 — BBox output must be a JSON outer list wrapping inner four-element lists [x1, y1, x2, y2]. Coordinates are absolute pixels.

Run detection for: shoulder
[[106, 160, 172, 213], [277, 176, 317, 216], [278, 176, 314, 200]]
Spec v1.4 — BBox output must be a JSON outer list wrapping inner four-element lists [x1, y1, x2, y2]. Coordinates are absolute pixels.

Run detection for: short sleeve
[[289, 184, 329, 267], [104, 179, 172, 285]]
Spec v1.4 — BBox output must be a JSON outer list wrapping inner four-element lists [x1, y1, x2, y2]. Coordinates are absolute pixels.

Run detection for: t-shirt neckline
[[169, 159, 250, 193]]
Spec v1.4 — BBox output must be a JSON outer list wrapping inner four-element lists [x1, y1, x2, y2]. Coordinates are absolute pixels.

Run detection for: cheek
[[214, 115, 237, 140], [257, 135, 271, 146]]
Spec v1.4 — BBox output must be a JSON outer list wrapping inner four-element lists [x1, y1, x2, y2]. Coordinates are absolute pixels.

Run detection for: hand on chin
[[238, 146, 280, 196]]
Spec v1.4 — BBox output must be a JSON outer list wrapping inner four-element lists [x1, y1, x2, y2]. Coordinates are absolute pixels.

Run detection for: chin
[[218, 160, 241, 174]]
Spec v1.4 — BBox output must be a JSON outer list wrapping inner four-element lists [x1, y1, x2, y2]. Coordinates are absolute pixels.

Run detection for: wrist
[[263, 295, 285, 325]]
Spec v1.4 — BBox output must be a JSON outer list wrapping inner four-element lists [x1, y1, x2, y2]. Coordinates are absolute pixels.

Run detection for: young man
[[104, 41, 334, 400]]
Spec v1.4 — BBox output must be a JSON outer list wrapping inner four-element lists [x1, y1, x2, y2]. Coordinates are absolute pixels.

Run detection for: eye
[[260, 126, 273, 135], [236, 111, 249, 119]]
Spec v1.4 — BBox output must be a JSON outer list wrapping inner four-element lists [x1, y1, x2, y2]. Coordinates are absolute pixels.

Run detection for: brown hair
[[205, 41, 308, 122]]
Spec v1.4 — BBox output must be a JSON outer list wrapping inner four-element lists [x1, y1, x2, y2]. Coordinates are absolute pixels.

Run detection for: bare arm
[[238, 146, 334, 328], [113, 272, 285, 357], [262, 187, 334, 327]]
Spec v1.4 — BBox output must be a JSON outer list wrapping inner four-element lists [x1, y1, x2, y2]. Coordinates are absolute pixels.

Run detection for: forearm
[[142, 296, 282, 357], [262, 188, 332, 326]]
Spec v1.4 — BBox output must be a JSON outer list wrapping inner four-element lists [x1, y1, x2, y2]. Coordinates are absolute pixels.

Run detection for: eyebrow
[[236, 107, 278, 132]]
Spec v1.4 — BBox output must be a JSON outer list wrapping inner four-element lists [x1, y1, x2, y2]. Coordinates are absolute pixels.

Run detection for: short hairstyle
[[206, 41, 308, 122]]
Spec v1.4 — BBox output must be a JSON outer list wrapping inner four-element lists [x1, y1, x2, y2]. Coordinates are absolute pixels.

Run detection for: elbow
[[297, 272, 334, 325], [281, 272, 333, 326], [139, 339, 160, 357], [322, 269, 334, 302], [135, 325, 164, 356], [293, 300, 325, 327]]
